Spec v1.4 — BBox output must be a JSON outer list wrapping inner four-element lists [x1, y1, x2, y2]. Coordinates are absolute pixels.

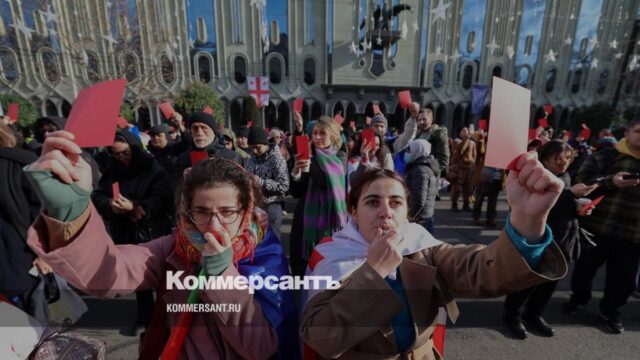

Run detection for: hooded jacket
[[404, 140, 440, 221], [91, 130, 173, 244], [220, 128, 250, 160]]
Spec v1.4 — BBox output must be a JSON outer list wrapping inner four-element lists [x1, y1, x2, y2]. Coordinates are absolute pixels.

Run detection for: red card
[[293, 98, 304, 113], [538, 118, 549, 128], [365, 116, 372, 125], [7, 103, 19, 123], [350, 120, 356, 129], [528, 128, 537, 140], [64, 79, 127, 147], [159, 102, 175, 119], [361, 128, 376, 148], [295, 135, 310, 160], [543, 104, 553, 115], [579, 195, 605, 216], [398, 90, 412, 109], [264, 127, 270, 134], [580, 124, 591, 139], [190, 150, 208, 165], [334, 113, 344, 125], [112, 182, 120, 201], [479, 119, 488, 131], [202, 106, 213, 115], [116, 117, 128, 129], [372, 104, 381, 115], [247, 120, 254, 128], [562, 130, 572, 140]]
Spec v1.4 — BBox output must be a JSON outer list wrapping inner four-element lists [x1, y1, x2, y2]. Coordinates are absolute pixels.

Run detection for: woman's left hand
[[506, 151, 564, 240]]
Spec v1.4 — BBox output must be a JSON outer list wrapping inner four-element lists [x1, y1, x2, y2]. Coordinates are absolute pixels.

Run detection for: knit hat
[[407, 139, 431, 164], [236, 126, 250, 139], [187, 112, 218, 132], [371, 115, 388, 128], [148, 124, 169, 136], [248, 127, 269, 145]]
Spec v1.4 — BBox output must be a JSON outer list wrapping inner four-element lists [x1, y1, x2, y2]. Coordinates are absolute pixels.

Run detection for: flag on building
[[248, 76, 270, 108]]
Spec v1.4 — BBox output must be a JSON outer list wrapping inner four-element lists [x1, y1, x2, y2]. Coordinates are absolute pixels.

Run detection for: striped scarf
[[302, 147, 347, 259]]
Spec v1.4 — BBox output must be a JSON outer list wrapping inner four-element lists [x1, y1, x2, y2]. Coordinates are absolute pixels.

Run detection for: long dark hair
[[348, 168, 411, 213], [537, 139, 574, 170], [350, 132, 386, 166]]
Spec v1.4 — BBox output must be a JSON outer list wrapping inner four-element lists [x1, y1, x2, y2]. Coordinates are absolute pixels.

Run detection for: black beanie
[[187, 112, 218, 131], [236, 126, 250, 139], [247, 127, 269, 145], [149, 124, 169, 136]]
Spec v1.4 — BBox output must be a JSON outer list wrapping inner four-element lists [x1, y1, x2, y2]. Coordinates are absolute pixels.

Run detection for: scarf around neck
[[304, 217, 442, 303], [302, 146, 347, 259]]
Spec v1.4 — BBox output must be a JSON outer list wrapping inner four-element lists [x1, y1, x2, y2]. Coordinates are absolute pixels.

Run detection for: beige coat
[[301, 231, 567, 359]]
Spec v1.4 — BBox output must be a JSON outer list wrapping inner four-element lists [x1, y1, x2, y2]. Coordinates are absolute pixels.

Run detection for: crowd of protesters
[[1, 102, 639, 358]]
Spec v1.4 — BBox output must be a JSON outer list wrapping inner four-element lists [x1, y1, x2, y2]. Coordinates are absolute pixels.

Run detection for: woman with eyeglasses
[[24, 130, 299, 359], [502, 140, 598, 340]]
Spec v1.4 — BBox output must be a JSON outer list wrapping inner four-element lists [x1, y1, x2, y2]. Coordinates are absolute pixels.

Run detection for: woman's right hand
[[360, 141, 373, 163], [366, 228, 403, 278], [293, 157, 310, 176], [27, 130, 92, 191]]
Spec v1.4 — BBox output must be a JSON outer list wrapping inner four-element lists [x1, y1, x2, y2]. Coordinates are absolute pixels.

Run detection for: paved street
[[72, 193, 639, 359]]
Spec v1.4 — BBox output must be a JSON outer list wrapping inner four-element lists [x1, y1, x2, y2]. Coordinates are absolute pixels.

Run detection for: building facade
[[1, 0, 639, 133]]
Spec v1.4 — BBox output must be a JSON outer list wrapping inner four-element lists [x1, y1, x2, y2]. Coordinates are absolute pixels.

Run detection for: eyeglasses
[[187, 208, 243, 225]]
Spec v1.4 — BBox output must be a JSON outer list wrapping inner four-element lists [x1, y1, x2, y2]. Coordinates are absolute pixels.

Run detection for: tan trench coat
[[301, 231, 567, 360]]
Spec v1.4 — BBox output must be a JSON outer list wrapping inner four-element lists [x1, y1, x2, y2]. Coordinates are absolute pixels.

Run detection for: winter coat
[[220, 128, 250, 160], [244, 145, 290, 205], [404, 155, 440, 221], [91, 130, 173, 244], [0, 148, 40, 299], [147, 131, 192, 177]]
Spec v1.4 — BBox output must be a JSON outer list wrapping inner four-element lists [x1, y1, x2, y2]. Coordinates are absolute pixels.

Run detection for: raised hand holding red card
[[159, 102, 175, 120], [293, 98, 304, 113], [64, 79, 127, 148]]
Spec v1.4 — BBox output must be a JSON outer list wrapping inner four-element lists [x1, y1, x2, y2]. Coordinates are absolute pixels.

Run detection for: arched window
[[597, 70, 609, 94], [0, 49, 18, 82], [571, 70, 583, 94], [41, 50, 60, 83], [160, 55, 175, 84], [85, 51, 101, 83], [61, 100, 72, 117], [433, 63, 444, 89], [462, 64, 473, 89], [545, 69, 557, 93], [197, 54, 212, 83], [303, 57, 316, 85], [492, 66, 502, 79], [269, 56, 282, 84], [121, 52, 139, 82], [233, 56, 247, 84]]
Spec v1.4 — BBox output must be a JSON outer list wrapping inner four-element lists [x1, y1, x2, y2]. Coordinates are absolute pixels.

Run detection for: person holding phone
[[565, 118, 640, 334], [503, 140, 597, 339]]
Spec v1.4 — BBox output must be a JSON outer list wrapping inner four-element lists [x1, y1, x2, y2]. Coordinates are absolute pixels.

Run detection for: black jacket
[[91, 131, 173, 244], [148, 131, 192, 178], [548, 172, 586, 263], [0, 148, 40, 299], [404, 155, 439, 221]]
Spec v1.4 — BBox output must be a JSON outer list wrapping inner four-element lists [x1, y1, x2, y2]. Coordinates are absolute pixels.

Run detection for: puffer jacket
[[404, 155, 440, 221]]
